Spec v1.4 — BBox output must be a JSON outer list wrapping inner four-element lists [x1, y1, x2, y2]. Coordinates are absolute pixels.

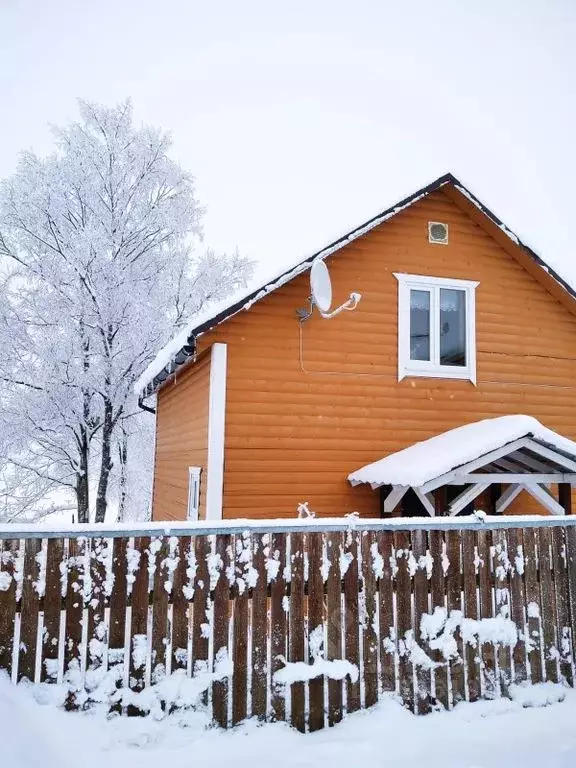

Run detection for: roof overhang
[[348, 415, 576, 517]]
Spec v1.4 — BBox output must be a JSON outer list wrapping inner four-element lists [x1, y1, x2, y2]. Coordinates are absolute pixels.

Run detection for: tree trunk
[[76, 326, 92, 524], [76, 473, 89, 523], [95, 397, 114, 523], [117, 427, 128, 521], [75, 425, 90, 524]]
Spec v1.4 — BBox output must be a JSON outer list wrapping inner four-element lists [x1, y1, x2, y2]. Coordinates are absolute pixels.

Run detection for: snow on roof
[[136, 172, 576, 399], [348, 415, 576, 489]]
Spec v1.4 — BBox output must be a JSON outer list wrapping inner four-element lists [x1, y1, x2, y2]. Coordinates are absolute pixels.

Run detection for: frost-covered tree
[[0, 100, 253, 523]]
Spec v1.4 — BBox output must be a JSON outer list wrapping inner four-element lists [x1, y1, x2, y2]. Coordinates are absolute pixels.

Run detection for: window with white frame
[[394, 274, 478, 383], [187, 466, 202, 520]]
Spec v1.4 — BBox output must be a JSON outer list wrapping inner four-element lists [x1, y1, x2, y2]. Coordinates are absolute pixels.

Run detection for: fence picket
[[445, 530, 465, 706], [251, 533, 268, 721], [360, 530, 379, 711], [108, 537, 128, 675], [64, 537, 87, 707], [537, 526, 558, 683], [566, 526, 576, 600], [18, 537, 42, 683], [40, 538, 64, 682], [376, 530, 395, 696], [192, 533, 211, 709], [475, 530, 496, 696], [270, 532, 287, 722], [0, 539, 19, 678], [86, 537, 109, 683], [151, 537, 170, 682], [343, 531, 361, 714], [507, 528, 527, 685], [231, 533, 249, 725], [326, 531, 343, 725], [522, 527, 543, 684], [411, 528, 431, 713], [212, 533, 231, 727], [171, 536, 191, 673], [289, 531, 306, 731], [308, 531, 325, 731], [551, 526, 572, 685], [429, 529, 448, 708], [565, 526, 576, 685], [493, 528, 512, 695], [394, 530, 413, 710], [461, 530, 480, 701], [128, 537, 151, 709]]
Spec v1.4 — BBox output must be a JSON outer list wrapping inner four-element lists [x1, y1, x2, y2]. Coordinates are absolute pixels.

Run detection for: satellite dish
[[306, 259, 361, 320], [310, 260, 333, 313]]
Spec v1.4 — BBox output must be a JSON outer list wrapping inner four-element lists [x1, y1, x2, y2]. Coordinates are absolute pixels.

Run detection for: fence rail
[[2, 514, 576, 538], [1, 518, 576, 731]]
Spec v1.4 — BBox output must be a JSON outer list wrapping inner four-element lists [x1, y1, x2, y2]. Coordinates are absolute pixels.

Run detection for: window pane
[[409, 289, 430, 361], [440, 289, 466, 366]]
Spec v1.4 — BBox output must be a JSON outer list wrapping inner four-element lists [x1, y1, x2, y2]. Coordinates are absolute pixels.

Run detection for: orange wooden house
[[138, 173, 576, 522]]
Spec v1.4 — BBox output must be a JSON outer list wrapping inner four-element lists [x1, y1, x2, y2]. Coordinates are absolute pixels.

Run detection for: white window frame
[[394, 273, 479, 384], [187, 466, 202, 521]]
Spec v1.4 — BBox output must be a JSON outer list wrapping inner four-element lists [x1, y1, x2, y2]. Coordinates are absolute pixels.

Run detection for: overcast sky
[[2, 0, 575, 284]]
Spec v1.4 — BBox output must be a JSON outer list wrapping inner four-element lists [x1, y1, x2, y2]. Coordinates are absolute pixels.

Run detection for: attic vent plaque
[[428, 221, 449, 245]]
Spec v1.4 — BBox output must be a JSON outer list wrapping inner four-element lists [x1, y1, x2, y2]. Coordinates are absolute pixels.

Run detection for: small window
[[187, 467, 201, 520], [409, 289, 431, 361], [395, 274, 478, 383]]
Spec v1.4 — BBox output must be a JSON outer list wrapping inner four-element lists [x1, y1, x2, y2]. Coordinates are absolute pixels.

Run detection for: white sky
[[2, 0, 576, 285]]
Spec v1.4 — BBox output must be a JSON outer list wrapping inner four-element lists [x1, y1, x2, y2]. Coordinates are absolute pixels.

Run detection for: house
[[137, 173, 576, 521]]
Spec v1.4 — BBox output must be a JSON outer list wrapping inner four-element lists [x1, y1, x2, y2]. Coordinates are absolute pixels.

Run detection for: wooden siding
[[155, 189, 576, 519], [152, 349, 211, 520]]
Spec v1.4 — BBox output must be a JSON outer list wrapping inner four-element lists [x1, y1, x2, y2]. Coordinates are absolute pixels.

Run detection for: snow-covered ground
[[3, 676, 576, 768]]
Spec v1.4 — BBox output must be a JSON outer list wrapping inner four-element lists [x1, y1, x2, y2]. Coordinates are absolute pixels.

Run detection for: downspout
[[138, 394, 156, 414]]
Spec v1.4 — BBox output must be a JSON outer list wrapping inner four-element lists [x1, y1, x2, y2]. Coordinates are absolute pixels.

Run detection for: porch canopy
[[348, 415, 576, 516]]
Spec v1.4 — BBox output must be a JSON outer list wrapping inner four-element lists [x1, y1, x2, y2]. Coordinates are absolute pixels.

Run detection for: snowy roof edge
[[347, 414, 576, 489], [137, 172, 576, 398]]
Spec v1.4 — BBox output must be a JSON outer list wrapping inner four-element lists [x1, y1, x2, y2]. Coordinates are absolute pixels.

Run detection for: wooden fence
[[1, 517, 576, 731]]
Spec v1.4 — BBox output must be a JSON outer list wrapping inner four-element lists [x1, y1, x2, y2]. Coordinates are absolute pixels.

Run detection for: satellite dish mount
[[297, 259, 361, 321]]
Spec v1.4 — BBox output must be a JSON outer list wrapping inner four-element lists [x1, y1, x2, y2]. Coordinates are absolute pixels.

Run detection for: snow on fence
[[1, 517, 576, 731]]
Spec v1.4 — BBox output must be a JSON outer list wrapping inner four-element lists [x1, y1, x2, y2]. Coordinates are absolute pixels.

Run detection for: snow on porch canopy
[[348, 415, 576, 516]]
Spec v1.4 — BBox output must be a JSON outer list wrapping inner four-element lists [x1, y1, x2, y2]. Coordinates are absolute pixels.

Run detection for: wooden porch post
[[489, 483, 501, 515], [559, 483, 572, 515], [379, 485, 391, 518], [434, 486, 447, 517]]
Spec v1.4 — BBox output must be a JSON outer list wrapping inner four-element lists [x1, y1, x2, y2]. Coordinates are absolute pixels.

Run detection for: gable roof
[[137, 172, 576, 399]]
